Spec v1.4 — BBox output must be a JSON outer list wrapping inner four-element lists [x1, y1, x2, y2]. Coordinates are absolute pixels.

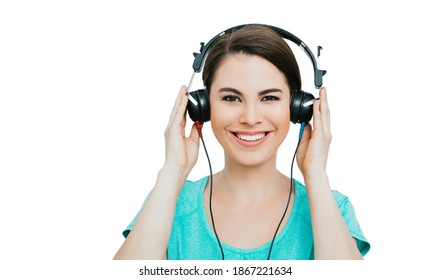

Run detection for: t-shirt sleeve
[[122, 201, 145, 238], [332, 190, 371, 256], [121, 178, 204, 239]]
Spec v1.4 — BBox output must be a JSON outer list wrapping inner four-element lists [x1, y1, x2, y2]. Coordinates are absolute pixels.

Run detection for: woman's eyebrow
[[258, 88, 283, 95], [218, 87, 283, 96], [218, 87, 242, 95]]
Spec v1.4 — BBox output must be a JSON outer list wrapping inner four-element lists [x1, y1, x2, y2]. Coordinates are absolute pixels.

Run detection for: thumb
[[189, 121, 202, 142], [299, 123, 312, 143], [296, 123, 311, 171]]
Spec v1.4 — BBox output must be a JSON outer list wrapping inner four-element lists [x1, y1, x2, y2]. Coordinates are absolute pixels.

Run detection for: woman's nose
[[239, 103, 262, 126]]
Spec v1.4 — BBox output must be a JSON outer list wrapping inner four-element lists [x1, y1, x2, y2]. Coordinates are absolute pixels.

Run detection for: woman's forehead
[[212, 54, 289, 90]]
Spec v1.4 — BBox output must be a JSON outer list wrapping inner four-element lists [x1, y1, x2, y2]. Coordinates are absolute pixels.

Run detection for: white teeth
[[236, 133, 266, 141]]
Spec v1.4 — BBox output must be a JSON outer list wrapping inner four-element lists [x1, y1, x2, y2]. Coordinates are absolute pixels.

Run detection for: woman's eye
[[262, 95, 279, 102], [223, 95, 241, 102]]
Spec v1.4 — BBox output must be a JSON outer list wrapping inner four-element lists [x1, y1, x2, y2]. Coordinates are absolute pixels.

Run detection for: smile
[[231, 131, 271, 147], [235, 132, 268, 141]]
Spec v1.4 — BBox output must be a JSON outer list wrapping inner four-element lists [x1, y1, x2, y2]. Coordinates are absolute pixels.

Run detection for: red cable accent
[[195, 121, 203, 138]]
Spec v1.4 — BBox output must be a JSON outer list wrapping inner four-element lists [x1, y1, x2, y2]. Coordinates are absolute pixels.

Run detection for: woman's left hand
[[296, 87, 332, 179]]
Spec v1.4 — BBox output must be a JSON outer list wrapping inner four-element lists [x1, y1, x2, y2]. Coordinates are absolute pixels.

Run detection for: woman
[[114, 24, 370, 260]]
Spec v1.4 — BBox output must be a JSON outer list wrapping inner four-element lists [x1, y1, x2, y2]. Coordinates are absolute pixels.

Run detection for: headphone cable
[[199, 122, 306, 260], [199, 133, 225, 260], [196, 121, 224, 259], [267, 122, 305, 259]]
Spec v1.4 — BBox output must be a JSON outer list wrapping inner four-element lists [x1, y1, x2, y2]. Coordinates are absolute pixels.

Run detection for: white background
[[1, 0, 430, 278]]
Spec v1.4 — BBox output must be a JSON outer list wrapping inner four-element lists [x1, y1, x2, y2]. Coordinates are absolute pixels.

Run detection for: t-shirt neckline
[[197, 175, 300, 255]]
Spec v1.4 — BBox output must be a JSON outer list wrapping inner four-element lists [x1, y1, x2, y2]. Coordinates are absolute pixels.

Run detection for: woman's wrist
[[157, 164, 188, 191], [303, 169, 329, 191], [161, 162, 187, 177]]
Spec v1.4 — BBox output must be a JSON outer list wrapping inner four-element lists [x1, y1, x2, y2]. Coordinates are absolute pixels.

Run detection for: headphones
[[186, 24, 327, 125]]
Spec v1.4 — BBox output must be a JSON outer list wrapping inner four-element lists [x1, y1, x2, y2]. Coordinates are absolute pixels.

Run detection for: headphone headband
[[191, 24, 327, 88]]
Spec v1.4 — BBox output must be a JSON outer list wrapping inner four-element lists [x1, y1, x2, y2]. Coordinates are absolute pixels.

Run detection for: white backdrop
[[1, 0, 430, 278]]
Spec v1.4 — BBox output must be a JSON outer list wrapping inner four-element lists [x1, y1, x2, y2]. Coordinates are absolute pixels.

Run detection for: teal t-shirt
[[123, 177, 370, 260]]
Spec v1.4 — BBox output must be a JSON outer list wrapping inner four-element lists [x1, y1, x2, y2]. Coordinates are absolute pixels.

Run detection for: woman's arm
[[113, 86, 200, 259], [113, 165, 186, 259], [297, 88, 362, 259], [304, 172, 363, 259]]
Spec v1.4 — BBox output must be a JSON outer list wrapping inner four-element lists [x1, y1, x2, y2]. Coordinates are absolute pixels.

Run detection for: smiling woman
[[210, 54, 290, 166], [113, 24, 370, 260]]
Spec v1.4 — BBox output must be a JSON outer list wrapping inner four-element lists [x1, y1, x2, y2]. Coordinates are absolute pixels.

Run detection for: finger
[[175, 87, 190, 128], [318, 87, 331, 135], [297, 123, 311, 167], [189, 122, 201, 143], [312, 97, 322, 132], [167, 85, 188, 126], [300, 123, 312, 143], [298, 123, 312, 153]]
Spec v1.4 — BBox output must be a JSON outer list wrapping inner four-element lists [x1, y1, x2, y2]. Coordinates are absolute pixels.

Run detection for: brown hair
[[202, 24, 301, 94]]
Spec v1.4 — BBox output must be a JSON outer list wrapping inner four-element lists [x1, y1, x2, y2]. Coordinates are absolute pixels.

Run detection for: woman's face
[[210, 53, 291, 167]]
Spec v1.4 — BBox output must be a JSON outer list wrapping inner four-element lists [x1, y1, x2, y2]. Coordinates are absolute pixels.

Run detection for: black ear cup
[[290, 90, 315, 124], [187, 88, 314, 124], [187, 89, 211, 123]]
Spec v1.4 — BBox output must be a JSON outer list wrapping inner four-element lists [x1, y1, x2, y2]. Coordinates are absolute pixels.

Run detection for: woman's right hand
[[163, 85, 201, 179]]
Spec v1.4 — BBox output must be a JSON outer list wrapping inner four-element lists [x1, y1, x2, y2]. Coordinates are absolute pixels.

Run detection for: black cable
[[267, 122, 305, 259], [267, 138, 300, 259], [200, 136, 225, 260], [202, 122, 306, 260]]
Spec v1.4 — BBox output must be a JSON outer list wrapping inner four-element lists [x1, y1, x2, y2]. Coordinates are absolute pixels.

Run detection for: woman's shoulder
[[175, 176, 208, 217], [293, 179, 350, 209]]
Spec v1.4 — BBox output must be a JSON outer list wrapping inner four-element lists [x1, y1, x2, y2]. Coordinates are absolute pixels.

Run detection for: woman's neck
[[215, 155, 287, 203]]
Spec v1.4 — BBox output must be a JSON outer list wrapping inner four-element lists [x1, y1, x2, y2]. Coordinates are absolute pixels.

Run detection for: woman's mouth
[[231, 131, 271, 147], [234, 132, 268, 141]]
